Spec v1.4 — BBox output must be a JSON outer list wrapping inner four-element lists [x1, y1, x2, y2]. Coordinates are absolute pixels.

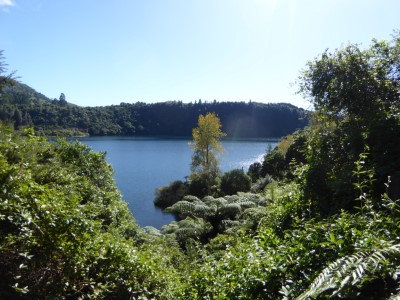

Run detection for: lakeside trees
[[188, 112, 226, 198], [154, 113, 252, 210], [191, 112, 226, 174], [0, 61, 309, 138], [0, 99, 309, 138]]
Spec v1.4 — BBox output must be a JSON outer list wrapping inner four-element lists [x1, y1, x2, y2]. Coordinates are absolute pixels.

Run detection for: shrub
[[220, 169, 251, 195], [250, 174, 274, 193], [154, 180, 187, 209], [247, 161, 262, 182], [188, 172, 220, 198]]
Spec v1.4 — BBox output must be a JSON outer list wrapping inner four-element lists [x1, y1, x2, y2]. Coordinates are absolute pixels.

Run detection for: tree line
[[0, 71, 309, 137]]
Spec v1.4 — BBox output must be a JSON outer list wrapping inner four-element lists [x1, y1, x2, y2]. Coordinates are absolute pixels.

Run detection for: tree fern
[[235, 200, 257, 210], [296, 243, 400, 299], [202, 196, 228, 208], [202, 195, 215, 203], [193, 204, 216, 218], [182, 195, 200, 203], [165, 201, 196, 217], [219, 203, 242, 219], [225, 195, 240, 203], [163, 192, 270, 243], [241, 207, 267, 228], [170, 218, 213, 242], [219, 219, 242, 231]]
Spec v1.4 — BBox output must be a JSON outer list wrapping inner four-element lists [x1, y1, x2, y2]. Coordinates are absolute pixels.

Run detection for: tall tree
[[59, 93, 67, 106], [190, 112, 226, 176], [0, 50, 16, 90], [297, 32, 400, 214]]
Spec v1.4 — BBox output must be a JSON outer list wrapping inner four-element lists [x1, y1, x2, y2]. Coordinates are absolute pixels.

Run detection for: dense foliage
[[0, 100, 309, 138], [1, 32, 400, 299], [163, 192, 269, 245], [0, 126, 187, 299], [296, 32, 400, 215], [155, 115, 250, 208], [220, 168, 251, 195]]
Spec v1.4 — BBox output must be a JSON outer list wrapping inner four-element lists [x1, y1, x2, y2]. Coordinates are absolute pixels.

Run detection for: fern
[[165, 201, 196, 216], [202, 197, 228, 207], [297, 243, 400, 300], [194, 204, 216, 218], [225, 195, 240, 203], [201, 195, 215, 202], [173, 218, 213, 241], [241, 207, 267, 228], [182, 195, 201, 203], [219, 203, 242, 219], [219, 219, 242, 230], [236, 200, 257, 210]]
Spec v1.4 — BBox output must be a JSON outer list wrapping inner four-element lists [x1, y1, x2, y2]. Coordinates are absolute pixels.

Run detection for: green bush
[[188, 171, 220, 198], [154, 180, 187, 209], [220, 169, 251, 195], [247, 161, 262, 182]]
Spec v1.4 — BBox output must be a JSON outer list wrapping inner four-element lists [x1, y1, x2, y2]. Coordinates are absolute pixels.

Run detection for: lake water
[[78, 137, 278, 228]]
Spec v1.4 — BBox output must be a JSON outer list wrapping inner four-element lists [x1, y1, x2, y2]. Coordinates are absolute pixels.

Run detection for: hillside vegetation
[[0, 50, 309, 138], [0, 32, 399, 299], [0, 76, 309, 138]]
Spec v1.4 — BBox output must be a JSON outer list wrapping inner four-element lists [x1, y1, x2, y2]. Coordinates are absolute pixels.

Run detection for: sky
[[1, 0, 399, 109]]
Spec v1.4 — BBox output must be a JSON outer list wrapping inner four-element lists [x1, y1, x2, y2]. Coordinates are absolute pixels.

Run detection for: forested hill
[[116, 101, 309, 137], [0, 81, 309, 137]]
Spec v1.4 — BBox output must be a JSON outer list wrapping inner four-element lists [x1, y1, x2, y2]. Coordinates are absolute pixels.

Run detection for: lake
[[78, 137, 278, 228]]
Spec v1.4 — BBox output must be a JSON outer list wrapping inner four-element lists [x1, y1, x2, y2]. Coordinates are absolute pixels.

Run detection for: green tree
[[59, 93, 67, 106], [297, 32, 400, 214], [247, 162, 262, 182], [0, 50, 16, 90], [298, 33, 400, 122], [190, 112, 226, 176], [13, 108, 22, 130], [164, 193, 268, 245], [220, 169, 251, 195], [154, 180, 187, 209]]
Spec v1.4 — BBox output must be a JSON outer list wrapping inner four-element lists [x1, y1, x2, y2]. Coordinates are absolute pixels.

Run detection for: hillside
[[0, 80, 309, 137]]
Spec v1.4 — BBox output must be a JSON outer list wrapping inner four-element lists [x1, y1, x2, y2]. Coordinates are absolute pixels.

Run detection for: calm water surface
[[78, 137, 278, 228]]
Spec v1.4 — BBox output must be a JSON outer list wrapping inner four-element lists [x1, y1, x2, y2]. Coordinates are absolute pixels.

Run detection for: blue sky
[[1, 0, 399, 109]]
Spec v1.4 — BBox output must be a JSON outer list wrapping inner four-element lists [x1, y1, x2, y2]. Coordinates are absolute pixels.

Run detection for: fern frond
[[225, 195, 240, 203], [241, 207, 267, 229], [219, 219, 244, 234], [202, 195, 215, 202], [194, 204, 217, 218], [192, 199, 206, 206], [296, 243, 400, 300], [174, 218, 213, 241], [220, 219, 241, 228], [236, 200, 257, 210], [165, 201, 196, 217], [202, 197, 228, 207], [238, 192, 267, 204], [219, 203, 242, 219], [182, 195, 200, 203], [160, 221, 179, 235]]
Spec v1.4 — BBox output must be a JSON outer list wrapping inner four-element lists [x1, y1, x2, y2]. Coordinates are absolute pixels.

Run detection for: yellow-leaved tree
[[190, 113, 226, 194]]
